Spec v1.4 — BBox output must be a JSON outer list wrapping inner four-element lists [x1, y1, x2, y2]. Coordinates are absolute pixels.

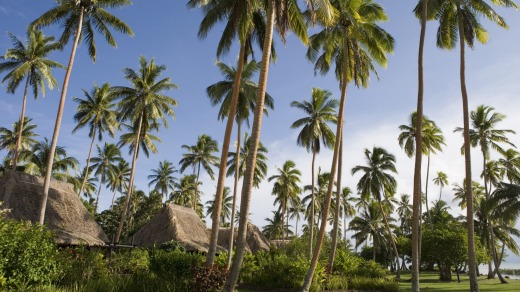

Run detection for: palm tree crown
[[148, 160, 177, 202]]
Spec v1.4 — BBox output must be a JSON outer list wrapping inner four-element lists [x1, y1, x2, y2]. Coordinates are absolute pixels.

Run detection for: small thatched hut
[[216, 223, 270, 253], [131, 203, 212, 252], [0, 171, 108, 246]]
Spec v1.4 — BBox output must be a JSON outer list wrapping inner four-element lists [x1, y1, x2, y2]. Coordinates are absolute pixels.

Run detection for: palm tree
[[24, 138, 79, 181], [289, 197, 305, 237], [303, 0, 394, 288], [72, 83, 118, 197], [452, 180, 485, 210], [433, 171, 448, 201], [498, 149, 520, 184], [352, 146, 401, 274], [268, 160, 302, 240], [112, 56, 177, 244], [0, 117, 38, 164], [349, 201, 388, 262], [31, 0, 133, 225], [90, 143, 121, 212], [148, 160, 177, 203], [290, 87, 338, 256], [432, 0, 517, 287], [396, 194, 413, 236], [340, 187, 356, 243], [179, 134, 220, 209], [225, 132, 268, 267], [206, 187, 233, 227], [0, 29, 62, 170], [69, 166, 97, 199], [262, 210, 293, 240], [171, 174, 204, 217], [188, 0, 274, 266], [107, 160, 130, 209]]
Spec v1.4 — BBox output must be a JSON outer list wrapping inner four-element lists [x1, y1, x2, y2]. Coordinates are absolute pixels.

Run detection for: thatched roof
[[270, 239, 291, 249], [216, 223, 270, 253], [0, 171, 108, 246], [131, 203, 212, 252]]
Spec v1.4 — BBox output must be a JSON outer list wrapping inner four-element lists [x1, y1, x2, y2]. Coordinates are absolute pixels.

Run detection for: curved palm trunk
[[12, 73, 31, 170], [301, 30, 348, 292], [207, 44, 247, 266], [223, 2, 274, 290], [309, 149, 316, 258], [377, 199, 401, 278], [194, 162, 201, 210], [226, 122, 242, 268], [94, 180, 102, 213], [79, 130, 96, 197], [412, 0, 428, 289], [115, 114, 143, 243], [39, 7, 84, 224], [425, 154, 433, 228], [110, 189, 118, 209], [328, 133, 343, 273], [343, 208, 346, 244], [458, 7, 479, 292]]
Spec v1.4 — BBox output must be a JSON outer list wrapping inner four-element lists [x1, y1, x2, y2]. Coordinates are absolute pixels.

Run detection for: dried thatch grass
[[270, 239, 291, 249], [216, 223, 270, 253], [131, 203, 214, 252], [0, 171, 108, 246]]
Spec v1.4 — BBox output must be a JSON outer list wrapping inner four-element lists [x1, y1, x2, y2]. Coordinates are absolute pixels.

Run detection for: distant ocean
[[479, 262, 520, 280]]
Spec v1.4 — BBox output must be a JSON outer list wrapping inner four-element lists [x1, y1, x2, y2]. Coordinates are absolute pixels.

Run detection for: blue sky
[[1, 0, 520, 263]]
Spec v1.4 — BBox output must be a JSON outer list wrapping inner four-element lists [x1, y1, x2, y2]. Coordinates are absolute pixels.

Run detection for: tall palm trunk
[[223, 2, 274, 290], [94, 180, 102, 213], [328, 133, 343, 273], [301, 30, 348, 292], [377, 199, 401, 278], [115, 114, 143, 243], [110, 189, 118, 209], [282, 203, 287, 240], [194, 162, 201, 210], [39, 7, 84, 224], [425, 154, 433, 228], [79, 129, 96, 196], [343, 208, 346, 243], [412, 0, 428, 289], [309, 149, 316, 258], [226, 122, 242, 268], [458, 6, 479, 292], [12, 73, 31, 170]]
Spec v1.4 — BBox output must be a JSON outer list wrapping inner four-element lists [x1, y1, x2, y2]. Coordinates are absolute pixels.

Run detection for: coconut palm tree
[[290, 87, 338, 255], [397, 194, 413, 236], [206, 187, 233, 227], [340, 187, 356, 243], [112, 56, 177, 244], [179, 134, 220, 209], [349, 200, 388, 261], [0, 117, 39, 165], [148, 160, 177, 203], [69, 166, 98, 200], [31, 0, 133, 225], [289, 197, 305, 237], [0, 30, 62, 170], [171, 174, 204, 217], [188, 0, 276, 266], [268, 160, 302, 240], [24, 138, 79, 181], [352, 146, 401, 274], [90, 143, 121, 212], [303, 0, 394, 287], [262, 210, 293, 240], [433, 171, 448, 201], [452, 180, 485, 210], [72, 83, 118, 197], [431, 0, 517, 287], [107, 160, 130, 209], [498, 149, 520, 184]]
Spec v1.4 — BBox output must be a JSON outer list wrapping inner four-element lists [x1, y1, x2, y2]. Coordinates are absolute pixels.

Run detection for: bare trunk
[[110, 189, 117, 210], [425, 154, 433, 228], [301, 29, 348, 292], [458, 7, 479, 291], [39, 8, 84, 224], [309, 150, 316, 258], [94, 180, 102, 213], [79, 130, 96, 197], [115, 114, 143, 243], [378, 199, 401, 279], [12, 73, 31, 170], [194, 162, 201, 210], [223, 2, 274, 290], [328, 133, 343, 273], [412, 0, 428, 289], [226, 122, 242, 269]]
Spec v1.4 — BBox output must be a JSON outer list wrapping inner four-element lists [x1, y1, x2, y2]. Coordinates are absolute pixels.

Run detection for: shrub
[[191, 265, 228, 292], [0, 218, 61, 288], [348, 277, 399, 292], [356, 260, 389, 278], [322, 274, 348, 291], [108, 248, 150, 275], [149, 249, 204, 289], [58, 247, 109, 286], [333, 249, 388, 278]]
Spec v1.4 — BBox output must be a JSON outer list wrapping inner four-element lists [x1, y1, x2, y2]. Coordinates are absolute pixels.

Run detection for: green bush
[[333, 249, 388, 278], [191, 265, 228, 292], [348, 277, 399, 292], [0, 218, 61, 288], [149, 249, 204, 289], [322, 274, 348, 291], [58, 247, 109, 286], [356, 260, 389, 278], [108, 248, 150, 275]]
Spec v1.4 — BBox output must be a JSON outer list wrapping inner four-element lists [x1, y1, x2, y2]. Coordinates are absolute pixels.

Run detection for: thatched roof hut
[[0, 171, 108, 246], [216, 223, 270, 253], [270, 239, 291, 249], [131, 203, 212, 252]]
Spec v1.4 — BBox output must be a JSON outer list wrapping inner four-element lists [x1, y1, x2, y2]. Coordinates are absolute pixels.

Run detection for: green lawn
[[398, 271, 520, 292]]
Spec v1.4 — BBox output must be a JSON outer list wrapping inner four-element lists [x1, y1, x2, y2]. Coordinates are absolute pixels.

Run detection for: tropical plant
[[24, 138, 79, 181], [70, 166, 97, 199], [289, 197, 305, 237], [107, 160, 130, 209], [498, 149, 520, 184], [72, 83, 118, 197], [112, 56, 177, 243], [31, 0, 133, 225], [290, 87, 337, 255], [179, 134, 220, 209], [396, 194, 413, 236], [0, 117, 38, 164], [206, 187, 233, 227], [148, 160, 177, 203], [171, 174, 203, 216], [0, 29, 62, 169], [90, 143, 122, 212], [349, 201, 388, 262], [433, 171, 448, 201], [263, 210, 293, 240]]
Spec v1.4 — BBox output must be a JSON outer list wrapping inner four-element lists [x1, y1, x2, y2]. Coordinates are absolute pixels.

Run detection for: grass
[[398, 271, 520, 292]]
